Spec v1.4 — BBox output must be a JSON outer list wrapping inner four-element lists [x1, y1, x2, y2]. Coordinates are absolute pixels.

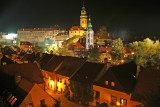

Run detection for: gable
[[19, 84, 56, 107]]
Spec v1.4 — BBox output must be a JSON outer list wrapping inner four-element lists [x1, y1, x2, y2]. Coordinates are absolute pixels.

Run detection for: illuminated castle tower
[[80, 3, 88, 30], [86, 16, 94, 50]]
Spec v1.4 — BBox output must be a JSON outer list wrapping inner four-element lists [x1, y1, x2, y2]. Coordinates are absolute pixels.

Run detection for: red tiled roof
[[131, 68, 160, 102], [43, 55, 64, 72], [2, 63, 44, 84], [99, 33, 110, 39], [74, 42, 85, 49], [56, 56, 86, 77], [18, 78, 34, 93], [20, 41, 32, 45], [68, 45, 75, 50], [18, 27, 59, 31], [123, 47, 131, 54], [99, 47, 112, 53], [94, 62, 137, 94], [70, 62, 106, 84], [70, 26, 83, 30]]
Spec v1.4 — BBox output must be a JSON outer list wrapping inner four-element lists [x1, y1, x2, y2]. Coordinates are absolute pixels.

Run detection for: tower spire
[[87, 16, 93, 31], [83, 1, 84, 7], [80, 1, 88, 29]]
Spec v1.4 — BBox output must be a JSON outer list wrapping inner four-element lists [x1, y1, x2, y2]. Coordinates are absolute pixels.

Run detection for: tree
[[32, 42, 44, 53], [70, 80, 94, 106], [110, 38, 124, 62], [129, 38, 160, 68], [87, 45, 100, 63], [48, 45, 60, 54], [58, 48, 74, 56], [16, 38, 23, 47], [64, 85, 70, 100], [96, 26, 108, 38], [0, 42, 10, 46]]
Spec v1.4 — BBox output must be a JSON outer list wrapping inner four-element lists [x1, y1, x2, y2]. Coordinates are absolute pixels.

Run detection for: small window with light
[[105, 81, 108, 85], [120, 98, 127, 106], [111, 82, 115, 86]]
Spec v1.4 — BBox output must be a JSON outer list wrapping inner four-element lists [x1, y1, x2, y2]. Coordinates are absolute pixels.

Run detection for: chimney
[[106, 62, 111, 71], [136, 65, 140, 79], [15, 74, 21, 84], [40, 52, 43, 57], [3, 62, 6, 65]]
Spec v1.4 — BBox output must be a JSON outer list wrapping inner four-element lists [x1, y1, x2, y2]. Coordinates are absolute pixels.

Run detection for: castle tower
[[86, 16, 94, 50], [80, 3, 88, 30]]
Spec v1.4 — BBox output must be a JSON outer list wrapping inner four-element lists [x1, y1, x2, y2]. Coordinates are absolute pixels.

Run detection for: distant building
[[68, 4, 95, 57], [86, 17, 94, 50], [55, 31, 69, 47], [20, 41, 33, 51], [80, 3, 88, 30], [17, 25, 67, 43], [0, 33, 17, 45], [73, 41, 86, 57], [69, 26, 85, 38]]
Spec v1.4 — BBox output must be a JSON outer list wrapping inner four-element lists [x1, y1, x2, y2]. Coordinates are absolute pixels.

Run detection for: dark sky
[[0, 0, 160, 35]]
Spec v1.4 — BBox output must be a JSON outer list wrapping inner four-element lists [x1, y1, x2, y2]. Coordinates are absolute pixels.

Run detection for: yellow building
[[19, 84, 56, 107], [80, 4, 88, 30], [69, 4, 88, 38], [93, 62, 138, 107], [55, 31, 69, 47], [69, 26, 85, 38]]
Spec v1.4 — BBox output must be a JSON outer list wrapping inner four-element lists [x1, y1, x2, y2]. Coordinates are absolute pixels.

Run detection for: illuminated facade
[[17, 26, 68, 44], [80, 4, 88, 30], [69, 26, 85, 38], [20, 41, 33, 51], [19, 84, 56, 107], [69, 4, 88, 39], [17, 27, 59, 42], [55, 31, 69, 47], [86, 17, 94, 50]]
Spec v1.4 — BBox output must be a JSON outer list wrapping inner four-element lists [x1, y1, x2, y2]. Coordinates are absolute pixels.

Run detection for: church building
[[69, 3, 94, 50]]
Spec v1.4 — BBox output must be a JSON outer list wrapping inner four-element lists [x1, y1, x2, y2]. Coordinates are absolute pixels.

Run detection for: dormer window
[[105, 81, 108, 85], [111, 82, 115, 86]]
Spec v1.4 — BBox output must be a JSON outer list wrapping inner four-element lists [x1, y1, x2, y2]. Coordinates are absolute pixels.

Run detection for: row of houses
[[1, 52, 160, 107], [0, 62, 58, 107], [19, 53, 160, 106]]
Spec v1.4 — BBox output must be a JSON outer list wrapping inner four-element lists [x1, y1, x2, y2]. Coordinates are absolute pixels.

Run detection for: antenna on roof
[[83, 1, 85, 7]]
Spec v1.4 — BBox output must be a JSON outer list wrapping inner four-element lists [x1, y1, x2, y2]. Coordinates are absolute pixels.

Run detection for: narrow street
[[46, 89, 85, 107]]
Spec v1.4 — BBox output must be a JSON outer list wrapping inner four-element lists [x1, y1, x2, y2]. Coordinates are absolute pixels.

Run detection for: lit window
[[120, 98, 127, 106], [105, 81, 108, 85], [111, 96, 117, 105], [60, 78, 62, 83], [28, 103, 33, 107], [111, 82, 115, 86], [11, 98, 17, 105], [57, 77, 59, 82]]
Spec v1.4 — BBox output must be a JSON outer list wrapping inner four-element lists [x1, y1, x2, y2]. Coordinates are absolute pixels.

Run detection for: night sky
[[0, 0, 160, 35]]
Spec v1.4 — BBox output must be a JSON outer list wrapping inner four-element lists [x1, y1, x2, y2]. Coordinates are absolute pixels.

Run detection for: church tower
[[86, 16, 94, 50], [80, 3, 88, 30]]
